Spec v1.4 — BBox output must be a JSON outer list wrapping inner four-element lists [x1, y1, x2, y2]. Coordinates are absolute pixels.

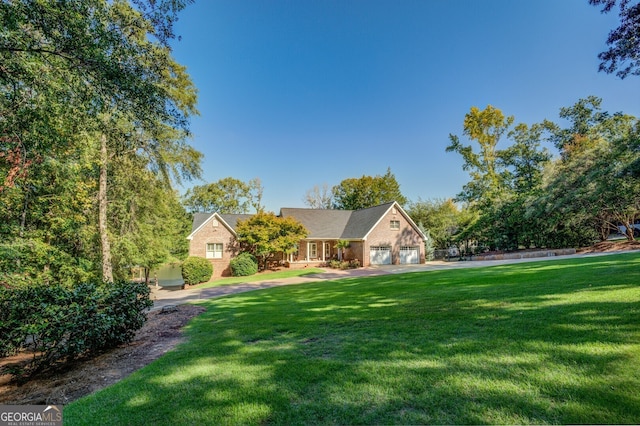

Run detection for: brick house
[[187, 201, 426, 278]]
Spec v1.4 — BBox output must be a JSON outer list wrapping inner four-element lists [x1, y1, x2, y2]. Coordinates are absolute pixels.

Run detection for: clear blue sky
[[170, 0, 639, 212]]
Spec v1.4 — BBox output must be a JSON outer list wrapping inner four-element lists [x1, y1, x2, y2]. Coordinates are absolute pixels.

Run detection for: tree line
[[1, 1, 199, 286], [441, 97, 639, 254], [2, 0, 638, 288]]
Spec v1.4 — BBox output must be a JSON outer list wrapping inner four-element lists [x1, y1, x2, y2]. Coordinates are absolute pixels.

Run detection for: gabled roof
[[278, 208, 352, 238], [188, 201, 426, 241], [281, 201, 426, 241], [187, 212, 253, 240]]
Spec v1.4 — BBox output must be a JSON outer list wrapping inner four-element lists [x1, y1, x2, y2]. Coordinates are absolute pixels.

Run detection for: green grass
[[65, 253, 640, 425], [197, 267, 325, 288]]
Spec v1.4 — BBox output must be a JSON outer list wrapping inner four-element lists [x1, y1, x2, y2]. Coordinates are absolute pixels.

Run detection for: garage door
[[400, 246, 419, 264], [370, 246, 391, 265]]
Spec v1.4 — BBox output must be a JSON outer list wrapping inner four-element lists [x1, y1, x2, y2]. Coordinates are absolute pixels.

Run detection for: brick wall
[[365, 207, 425, 265], [188, 217, 240, 277]]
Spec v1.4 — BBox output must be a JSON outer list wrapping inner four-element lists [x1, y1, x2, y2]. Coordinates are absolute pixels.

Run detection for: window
[[206, 243, 223, 259], [390, 220, 400, 230], [309, 242, 317, 258]]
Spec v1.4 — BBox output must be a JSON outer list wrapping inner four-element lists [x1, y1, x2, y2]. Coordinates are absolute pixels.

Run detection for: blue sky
[[170, 0, 639, 212]]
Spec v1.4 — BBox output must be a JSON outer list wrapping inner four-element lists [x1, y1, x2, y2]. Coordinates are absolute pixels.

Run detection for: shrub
[[230, 252, 258, 277], [181, 257, 213, 285], [326, 259, 361, 270], [348, 259, 361, 268], [0, 281, 152, 379]]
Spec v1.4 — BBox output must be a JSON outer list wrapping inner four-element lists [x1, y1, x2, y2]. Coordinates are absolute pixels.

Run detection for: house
[[187, 201, 427, 278]]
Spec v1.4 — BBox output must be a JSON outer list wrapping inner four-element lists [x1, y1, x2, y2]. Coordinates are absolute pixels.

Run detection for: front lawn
[[65, 253, 640, 424], [196, 267, 325, 288]]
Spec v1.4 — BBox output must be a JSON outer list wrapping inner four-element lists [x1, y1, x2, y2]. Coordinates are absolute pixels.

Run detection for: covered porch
[[286, 239, 345, 264]]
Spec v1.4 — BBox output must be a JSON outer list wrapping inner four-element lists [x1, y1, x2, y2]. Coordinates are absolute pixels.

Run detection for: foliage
[[446, 105, 514, 205], [334, 239, 351, 261], [183, 177, 264, 214], [332, 168, 408, 210], [407, 198, 462, 249], [327, 259, 360, 270], [181, 257, 213, 285], [236, 212, 308, 270], [590, 0, 640, 78], [0, 241, 94, 287], [0, 0, 201, 284], [109, 156, 193, 283], [229, 252, 259, 277], [423, 228, 435, 261], [445, 98, 639, 251], [0, 281, 152, 379], [303, 183, 334, 209], [65, 253, 640, 425], [538, 97, 640, 243]]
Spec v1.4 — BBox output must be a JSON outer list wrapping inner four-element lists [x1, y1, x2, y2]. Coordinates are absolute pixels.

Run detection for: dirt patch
[[577, 240, 640, 253], [0, 304, 205, 406]]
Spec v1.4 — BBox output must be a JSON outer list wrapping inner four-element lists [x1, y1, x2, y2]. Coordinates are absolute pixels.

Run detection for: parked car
[[618, 218, 640, 237]]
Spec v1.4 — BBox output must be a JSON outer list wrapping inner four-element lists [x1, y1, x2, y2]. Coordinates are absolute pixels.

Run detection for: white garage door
[[370, 246, 391, 265], [400, 246, 419, 264]]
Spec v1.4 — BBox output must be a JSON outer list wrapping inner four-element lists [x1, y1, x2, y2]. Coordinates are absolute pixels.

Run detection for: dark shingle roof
[[280, 208, 353, 238], [190, 213, 254, 234], [190, 202, 423, 241], [280, 202, 395, 239], [342, 202, 395, 238], [191, 213, 213, 233], [219, 214, 254, 231]]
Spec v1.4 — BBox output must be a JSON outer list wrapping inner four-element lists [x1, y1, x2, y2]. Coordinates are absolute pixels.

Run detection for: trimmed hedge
[[0, 281, 152, 379], [230, 252, 258, 277], [181, 257, 213, 285]]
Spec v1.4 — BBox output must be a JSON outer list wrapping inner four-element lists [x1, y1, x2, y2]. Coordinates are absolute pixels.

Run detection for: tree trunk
[[99, 134, 114, 282]]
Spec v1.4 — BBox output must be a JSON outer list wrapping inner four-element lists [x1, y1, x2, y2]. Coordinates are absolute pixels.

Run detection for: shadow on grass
[[65, 253, 640, 425]]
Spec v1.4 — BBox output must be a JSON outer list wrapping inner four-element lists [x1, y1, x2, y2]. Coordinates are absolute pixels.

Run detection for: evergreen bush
[[229, 252, 258, 277], [181, 257, 213, 285], [0, 281, 152, 379]]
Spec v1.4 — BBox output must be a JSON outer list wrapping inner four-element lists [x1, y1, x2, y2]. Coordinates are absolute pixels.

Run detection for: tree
[[332, 168, 407, 210], [235, 213, 308, 270], [0, 1, 201, 283], [446, 105, 514, 205], [304, 184, 334, 209], [334, 240, 350, 261], [406, 199, 462, 249], [108, 155, 192, 284], [447, 106, 554, 250], [540, 97, 639, 242], [183, 177, 264, 214], [590, 0, 640, 79]]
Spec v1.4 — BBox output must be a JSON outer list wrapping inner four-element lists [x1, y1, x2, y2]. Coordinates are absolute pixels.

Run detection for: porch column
[[306, 241, 310, 261], [321, 240, 325, 261]]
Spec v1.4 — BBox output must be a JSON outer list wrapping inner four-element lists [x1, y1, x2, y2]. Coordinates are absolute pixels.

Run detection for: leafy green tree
[[447, 106, 553, 250], [334, 240, 351, 261], [407, 199, 462, 249], [236, 212, 308, 270], [183, 177, 264, 213], [332, 168, 407, 210], [539, 97, 639, 242], [0, 1, 201, 284], [108, 155, 192, 283], [589, 0, 640, 79], [447, 105, 514, 205]]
